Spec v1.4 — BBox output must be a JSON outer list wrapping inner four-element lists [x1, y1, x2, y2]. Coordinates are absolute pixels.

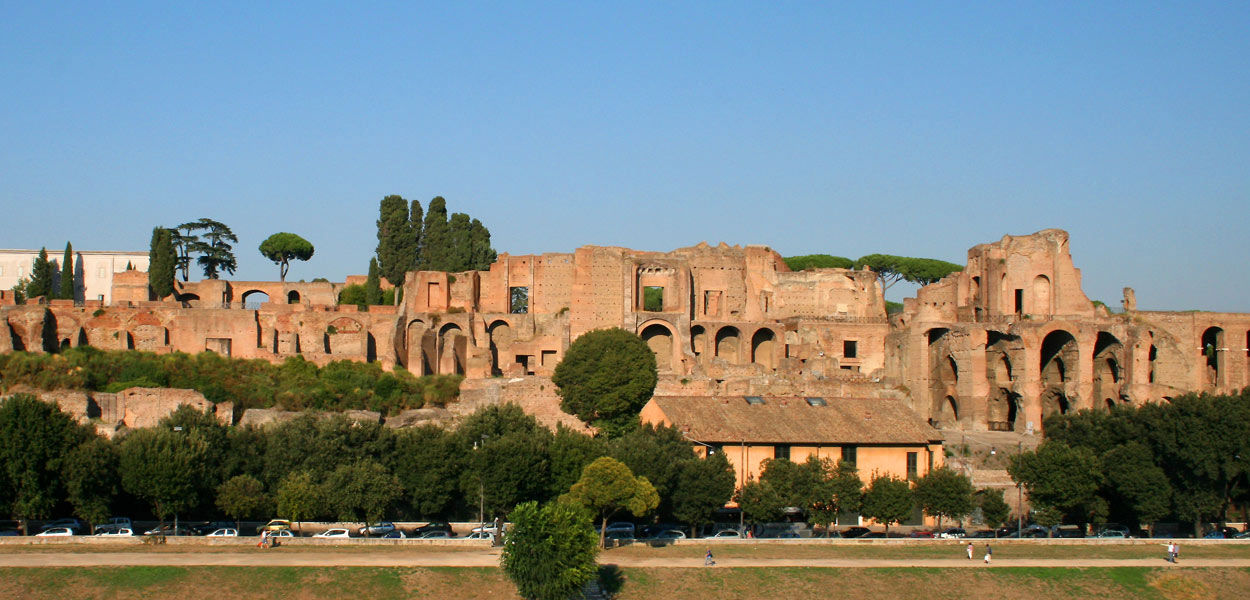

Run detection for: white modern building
[[0, 249, 148, 304]]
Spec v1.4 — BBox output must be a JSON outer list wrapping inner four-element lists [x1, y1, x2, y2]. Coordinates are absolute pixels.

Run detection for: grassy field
[[2, 565, 1249, 600]]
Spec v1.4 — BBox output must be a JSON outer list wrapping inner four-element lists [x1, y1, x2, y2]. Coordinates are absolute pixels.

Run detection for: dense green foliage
[[912, 467, 975, 529], [0, 348, 461, 414], [669, 451, 736, 537], [365, 258, 383, 305], [170, 218, 238, 279], [26, 247, 53, 300], [58, 242, 75, 300], [552, 328, 658, 437], [501, 500, 599, 600], [976, 487, 1012, 528], [0, 394, 92, 521], [560, 456, 659, 547], [783, 254, 854, 271], [148, 229, 176, 299], [375, 195, 421, 287], [375, 194, 496, 279], [854, 254, 964, 291], [215, 474, 268, 529], [258, 232, 314, 282], [860, 474, 915, 532], [1014, 390, 1250, 534], [337, 284, 396, 307], [738, 456, 868, 530]]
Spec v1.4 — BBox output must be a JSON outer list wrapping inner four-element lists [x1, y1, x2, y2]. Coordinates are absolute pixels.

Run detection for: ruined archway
[[1040, 330, 1077, 385], [488, 320, 513, 376], [1201, 326, 1224, 387], [326, 317, 364, 357], [287, 290, 301, 304], [690, 325, 706, 358], [1041, 389, 1070, 418], [987, 388, 1020, 431], [640, 323, 675, 372], [1093, 332, 1123, 405], [438, 323, 466, 375], [1032, 275, 1051, 315], [406, 319, 433, 375], [241, 290, 270, 309], [932, 395, 959, 427], [715, 326, 741, 364], [750, 328, 776, 370]]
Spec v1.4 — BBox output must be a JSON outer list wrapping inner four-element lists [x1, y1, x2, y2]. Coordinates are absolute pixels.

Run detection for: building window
[[643, 286, 663, 311], [509, 287, 529, 313], [774, 444, 790, 461], [907, 452, 918, 479], [98, 267, 106, 279], [843, 340, 858, 358], [841, 445, 857, 466]]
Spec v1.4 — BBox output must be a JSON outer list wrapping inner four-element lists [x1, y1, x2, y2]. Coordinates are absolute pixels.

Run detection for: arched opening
[[1041, 389, 1070, 418], [287, 290, 301, 304], [987, 388, 1019, 431], [945, 356, 959, 383], [750, 328, 776, 370], [406, 319, 432, 375], [1201, 326, 1224, 387], [125, 332, 135, 350], [690, 325, 706, 358], [77, 329, 89, 347], [178, 292, 201, 308], [488, 320, 512, 376], [640, 323, 675, 371], [1032, 275, 1051, 315], [715, 326, 740, 363], [1105, 398, 1115, 410], [366, 333, 377, 363], [241, 290, 270, 309], [438, 323, 465, 375], [1093, 332, 1123, 402], [932, 395, 959, 427], [1040, 330, 1077, 385]]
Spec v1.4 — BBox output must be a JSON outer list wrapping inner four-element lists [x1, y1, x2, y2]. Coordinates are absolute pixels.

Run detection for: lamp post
[[1016, 441, 1023, 536], [681, 431, 745, 535], [474, 435, 488, 527]]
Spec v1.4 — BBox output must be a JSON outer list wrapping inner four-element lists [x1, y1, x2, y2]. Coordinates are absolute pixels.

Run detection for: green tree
[[607, 425, 696, 518], [148, 228, 176, 299], [1103, 442, 1173, 532], [468, 217, 496, 270], [216, 474, 268, 530], [63, 438, 120, 528], [389, 425, 458, 517], [853, 254, 964, 292], [170, 224, 199, 281], [912, 467, 975, 529], [375, 195, 420, 286], [552, 328, 658, 437], [560, 456, 659, 547], [258, 232, 314, 282], [183, 218, 238, 279], [670, 452, 736, 537], [9, 277, 28, 305], [26, 248, 53, 300], [501, 501, 599, 600], [447, 212, 473, 272], [58, 242, 75, 300], [976, 488, 1011, 529], [1008, 441, 1105, 525], [418, 196, 450, 271], [783, 254, 854, 271], [860, 474, 914, 534], [737, 478, 785, 524], [119, 427, 211, 523], [0, 394, 90, 526], [825, 460, 864, 527], [365, 258, 382, 306], [276, 471, 326, 528], [547, 426, 607, 498], [323, 459, 402, 526]]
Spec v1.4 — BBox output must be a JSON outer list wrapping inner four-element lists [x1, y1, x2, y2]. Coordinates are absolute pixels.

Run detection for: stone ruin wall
[[4, 230, 1249, 435]]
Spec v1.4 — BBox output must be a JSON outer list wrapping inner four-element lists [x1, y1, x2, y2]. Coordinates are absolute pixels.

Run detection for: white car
[[314, 529, 351, 538], [711, 529, 744, 539], [206, 528, 238, 537], [270, 529, 295, 538], [95, 528, 134, 537], [35, 527, 74, 537], [463, 531, 493, 540]]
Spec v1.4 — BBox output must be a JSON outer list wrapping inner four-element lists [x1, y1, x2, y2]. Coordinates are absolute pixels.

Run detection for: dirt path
[[3, 550, 1249, 569]]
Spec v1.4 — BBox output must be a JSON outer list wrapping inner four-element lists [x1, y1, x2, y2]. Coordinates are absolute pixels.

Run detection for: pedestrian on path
[[983, 544, 992, 564], [705, 548, 715, 566], [1164, 542, 1174, 562], [966, 542, 973, 560], [1174, 543, 1180, 562]]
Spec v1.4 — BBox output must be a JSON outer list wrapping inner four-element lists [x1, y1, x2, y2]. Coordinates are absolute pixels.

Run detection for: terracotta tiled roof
[[648, 396, 941, 446]]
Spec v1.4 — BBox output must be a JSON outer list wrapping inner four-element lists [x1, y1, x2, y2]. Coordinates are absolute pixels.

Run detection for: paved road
[[3, 551, 1249, 569]]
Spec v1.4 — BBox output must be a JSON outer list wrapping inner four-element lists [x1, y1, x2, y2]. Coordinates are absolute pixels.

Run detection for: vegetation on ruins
[[148, 228, 177, 299], [25, 247, 53, 300], [853, 254, 964, 291], [0, 347, 461, 414], [258, 232, 315, 282], [501, 500, 599, 600], [560, 456, 659, 547], [364, 257, 383, 305], [783, 254, 854, 271], [169, 218, 239, 280], [1012, 390, 1250, 535], [59, 242, 75, 300], [375, 194, 421, 287], [375, 194, 497, 281], [552, 328, 658, 438]]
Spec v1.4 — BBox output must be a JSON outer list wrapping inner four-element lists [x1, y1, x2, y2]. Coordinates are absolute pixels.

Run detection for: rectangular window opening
[[841, 445, 857, 466], [643, 286, 663, 311], [1014, 289, 1024, 314], [843, 340, 858, 359], [907, 452, 918, 479], [774, 444, 790, 461], [745, 396, 765, 405], [805, 397, 826, 407], [509, 286, 529, 314]]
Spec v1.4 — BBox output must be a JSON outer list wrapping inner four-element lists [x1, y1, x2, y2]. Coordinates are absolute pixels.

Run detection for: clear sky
[[2, 2, 1246, 311]]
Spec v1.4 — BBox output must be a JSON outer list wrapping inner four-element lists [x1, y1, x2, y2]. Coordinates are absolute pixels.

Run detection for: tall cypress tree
[[418, 197, 450, 271], [446, 213, 473, 272], [375, 195, 417, 287], [148, 228, 176, 299], [58, 242, 75, 300], [365, 258, 382, 306], [468, 218, 497, 270], [409, 199, 423, 273], [26, 248, 53, 300]]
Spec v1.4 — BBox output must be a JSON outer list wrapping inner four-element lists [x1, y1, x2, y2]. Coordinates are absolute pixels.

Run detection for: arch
[[177, 292, 201, 308], [438, 323, 465, 375], [987, 388, 1020, 431], [328, 317, 363, 334], [241, 289, 270, 309], [1093, 331, 1123, 402], [715, 326, 741, 363], [640, 322, 675, 371], [944, 356, 959, 383], [76, 328, 89, 347], [932, 395, 959, 427], [488, 320, 513, 376], [287, 290, 301, 304], [750, 328, 777, 370], [1041, 390, 1070, 418], [1032, 275, 1051, 315], [1105, 398, 1115, 410], [690, 325, 706, 357], [1040, 329, 1077, 385], [1201, 326, 1224, 386], [406, 319, 432, 375]]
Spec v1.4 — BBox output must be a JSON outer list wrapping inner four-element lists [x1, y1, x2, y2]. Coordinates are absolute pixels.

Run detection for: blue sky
[[2, 2, 1247, 310]]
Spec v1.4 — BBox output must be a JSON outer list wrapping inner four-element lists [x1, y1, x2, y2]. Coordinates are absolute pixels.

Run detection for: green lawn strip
[[605, 541, 1250, 561]]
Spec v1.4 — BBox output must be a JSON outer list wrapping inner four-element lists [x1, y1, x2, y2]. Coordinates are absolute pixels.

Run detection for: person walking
[[966, 542, 974, 560], [705, 548, 715, 566], [983, 543, 992, 564]]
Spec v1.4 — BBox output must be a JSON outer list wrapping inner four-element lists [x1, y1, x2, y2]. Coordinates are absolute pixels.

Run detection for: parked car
[[93, 517, 132, 534], [95, 528, 135, 537], [205, 528, 238, 537], [418, 530, 452, 539], [267, 529, 295, 538], [841, 527, 870, 538], [35, 527, 74, 537], [411, 521, 452, 537], [937, 528, 966, 539], [1096, 530, 1127, 538], [315, 529, 351, 538], [0, 520, 22, 536], [358, 522, 396, 537], [262, 519, 292, 532], [862, 531, 887, 539], [711, 529, 744, 539], [908, 530, 935, 538], [1098, 524, 1130, 537], [603, 522, 635, 538], [1206, 526, 1241, 539], [640, 524, 683, 539], [967, 530, 997, 539], [381, 530, 408, 539], [41, 519, 86, 534], [144, 524, 199, 536], [1052, 525, 1086, 538], [463, 531, 492, 540], [192, 521, 235, 536], [650, 529, 686, 540]]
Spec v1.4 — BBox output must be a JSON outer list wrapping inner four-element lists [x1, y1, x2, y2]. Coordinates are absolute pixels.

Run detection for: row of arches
[[644, 322, 780, 371]]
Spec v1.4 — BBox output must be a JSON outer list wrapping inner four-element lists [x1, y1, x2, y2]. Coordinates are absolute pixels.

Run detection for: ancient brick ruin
[[3, 229, 1246, 434]]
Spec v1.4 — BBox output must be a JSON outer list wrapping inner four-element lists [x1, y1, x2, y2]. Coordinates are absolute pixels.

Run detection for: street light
[[681, 431, 747, 535], [474, 435, 488, 528]]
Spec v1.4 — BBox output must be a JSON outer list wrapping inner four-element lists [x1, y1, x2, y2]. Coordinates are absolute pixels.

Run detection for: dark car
[[191, 521, 235, 536], [358, 521, 397, 537], [967, 529, 997, 538], [841, 527, 870, 538], [411, 521, 453, 537]]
